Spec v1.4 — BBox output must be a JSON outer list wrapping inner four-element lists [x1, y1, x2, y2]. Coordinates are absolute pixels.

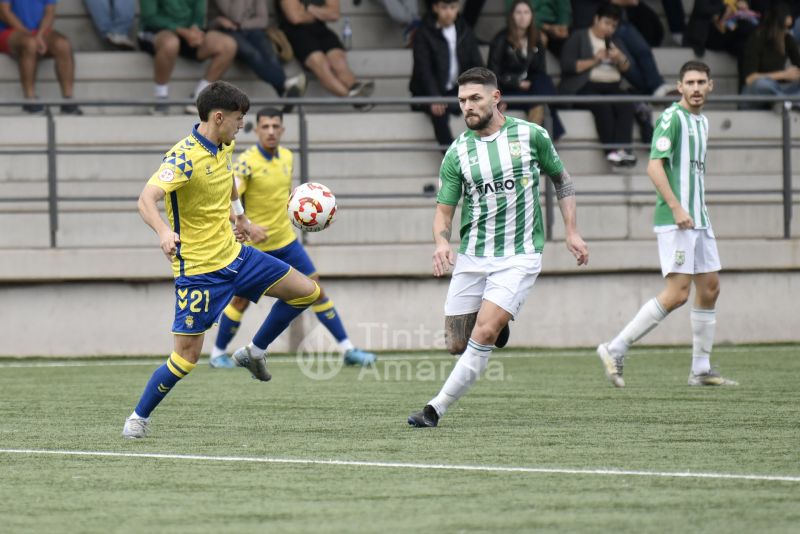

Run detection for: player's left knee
[[285, 281, 320, 308], [470, 323, 497, 346]]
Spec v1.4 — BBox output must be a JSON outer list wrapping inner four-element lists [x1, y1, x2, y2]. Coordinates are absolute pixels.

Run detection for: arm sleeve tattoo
[[550, 169, 576, 199]]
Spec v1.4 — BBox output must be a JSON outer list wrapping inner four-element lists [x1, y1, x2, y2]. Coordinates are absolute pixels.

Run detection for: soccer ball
[[287, 182, 337, 232]]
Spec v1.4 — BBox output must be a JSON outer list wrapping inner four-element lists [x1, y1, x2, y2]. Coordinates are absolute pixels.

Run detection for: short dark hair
[[457, 67, 498, 89], [432, 0, 459, 4], [196, 81, 250, 121], [679, 60, 711, 81], [256, 107, 283, 123], [595, 2, 622, 21]]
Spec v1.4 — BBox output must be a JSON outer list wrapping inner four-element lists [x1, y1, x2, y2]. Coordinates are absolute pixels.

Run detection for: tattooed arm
[[549, 168, 589, 266], [432, 203, 457, 277]]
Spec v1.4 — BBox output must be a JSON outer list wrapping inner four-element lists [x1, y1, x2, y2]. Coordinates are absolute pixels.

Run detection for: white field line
[[0, 448, 798, 483], [0, 345, 796, 369]]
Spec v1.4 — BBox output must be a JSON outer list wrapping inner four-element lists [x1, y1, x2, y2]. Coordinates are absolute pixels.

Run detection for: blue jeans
[[616, 23, 664, 94], [741, 77, 800, 109], [226, 29, 286, 95], [83, 0, 135, 36]]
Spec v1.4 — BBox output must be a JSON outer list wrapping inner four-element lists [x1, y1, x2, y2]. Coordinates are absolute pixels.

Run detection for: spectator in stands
[[490, 0, 565, 139], [572, 0, 672, 97], [83, 0, 136, 50], [370, 0, 421, 47], [276, 0, 374, 107], [508, 0, 571, 58], [208, 0, 306, 112], [684, 0, 759, 61], [0, 0, 82, 114], [560, 2, 636, 167], [411, 0, 484, 148], [740, 2, 800, 110], [138, 0, 237, 115]]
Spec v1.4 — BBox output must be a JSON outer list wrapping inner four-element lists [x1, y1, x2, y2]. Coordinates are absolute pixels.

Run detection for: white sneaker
[[122, 415, 151, 439], [652, 83, 674, 98], [284, 72, 307, 97], [106, 33, 136, 50], [597, 343, 625, 388], [232, 345, 272, 382], [688, 369, 738, 386], [606, 150, 626, 167], [184, 100, 198, 116]]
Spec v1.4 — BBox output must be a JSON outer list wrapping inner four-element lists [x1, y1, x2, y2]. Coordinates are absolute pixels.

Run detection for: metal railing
[[0, 94, 797, 246]]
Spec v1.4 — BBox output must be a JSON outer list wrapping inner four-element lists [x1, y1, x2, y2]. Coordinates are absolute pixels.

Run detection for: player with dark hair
[[211, 107, 376, 369], [597, 60, 738, 388], [408, 67, 589, 427], [122, 81, 321, 438]]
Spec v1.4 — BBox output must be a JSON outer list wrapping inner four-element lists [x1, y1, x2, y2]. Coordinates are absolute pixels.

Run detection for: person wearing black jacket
[[488, 0, 565, 140], [410, 0, 484, 148]]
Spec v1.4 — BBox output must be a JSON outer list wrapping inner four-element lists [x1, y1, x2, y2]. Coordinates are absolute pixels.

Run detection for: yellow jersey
[[234, 144, 297, 252], [147, 125, 241, 277]]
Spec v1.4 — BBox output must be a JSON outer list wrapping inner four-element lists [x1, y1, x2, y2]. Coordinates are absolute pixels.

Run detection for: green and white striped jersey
[[650, 102, 711, 229], [437, 116, 564, 257]]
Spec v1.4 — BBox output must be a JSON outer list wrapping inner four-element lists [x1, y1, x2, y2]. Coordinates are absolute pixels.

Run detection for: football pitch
[[1, 346, 798, 533]]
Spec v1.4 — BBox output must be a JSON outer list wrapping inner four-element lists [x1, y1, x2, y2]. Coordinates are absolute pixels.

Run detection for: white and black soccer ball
[[287, 182, 337, 232]]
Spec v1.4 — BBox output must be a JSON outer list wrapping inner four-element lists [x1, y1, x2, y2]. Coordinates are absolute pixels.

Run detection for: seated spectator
[[370, 0, 421, 47], [208, 0, 306, 112], [411, 0, 484, 148], [684, 0, 758, 61], [572, 0, 672, 97], [276, 0, 374, 107], [138, 0, 237, 114], [507, 0, 571, 58], [490, 0, 565, 139], [0, 0, 82, 114], [83, 0, 136, 50], [740, 2, 800, 110], [560, 2, 636, 167]]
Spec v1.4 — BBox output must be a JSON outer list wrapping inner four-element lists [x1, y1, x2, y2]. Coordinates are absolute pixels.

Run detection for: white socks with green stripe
[[429, 339, 492, 417], [690, 308, 715, 374], [608, 298, 669, 357]]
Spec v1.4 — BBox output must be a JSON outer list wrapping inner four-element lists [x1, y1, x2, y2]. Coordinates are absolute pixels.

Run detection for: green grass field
[[1, 346, 799, 533]]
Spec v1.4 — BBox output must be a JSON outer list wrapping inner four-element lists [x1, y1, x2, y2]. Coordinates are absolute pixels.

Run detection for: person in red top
[[0, 0, 82, 114]]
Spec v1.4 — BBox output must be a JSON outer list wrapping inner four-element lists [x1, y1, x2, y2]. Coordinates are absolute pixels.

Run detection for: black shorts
[[281, 22, 342, 64], [138, 30, 201, 61]]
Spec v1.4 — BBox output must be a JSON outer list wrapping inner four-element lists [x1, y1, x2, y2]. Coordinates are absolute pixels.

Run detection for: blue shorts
[[267, 239, 317, 277], [172, 245, 291, 335]]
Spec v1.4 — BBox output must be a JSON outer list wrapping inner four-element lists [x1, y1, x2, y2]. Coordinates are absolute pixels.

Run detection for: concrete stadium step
[[3, 237, 800, 282]]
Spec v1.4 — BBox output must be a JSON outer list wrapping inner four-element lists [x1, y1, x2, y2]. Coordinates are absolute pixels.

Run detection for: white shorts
[[656, 227, 721, 277], [444, 253, 542, 319]]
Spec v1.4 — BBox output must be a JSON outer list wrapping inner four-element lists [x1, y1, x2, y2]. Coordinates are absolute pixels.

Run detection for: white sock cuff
[[467, 338, 493, 354], [338, 339, 355, 354], [154, 84, 168, 98], [650, 298, 668, 319], [691, 308, 716, 322], [248, 342, 266, 356]]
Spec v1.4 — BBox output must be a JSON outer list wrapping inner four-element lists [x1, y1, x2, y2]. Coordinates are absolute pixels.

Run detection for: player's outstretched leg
[[233, 270, 320, 380], [598, 297, 669, 387], [408, 338, 492, 427], [122, 350, 197, 438], [210, 299, 247, 368]]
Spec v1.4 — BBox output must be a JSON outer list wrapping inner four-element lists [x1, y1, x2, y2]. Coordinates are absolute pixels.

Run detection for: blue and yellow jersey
[[147, 125, 241, 277], [235, 144, 297, 252]]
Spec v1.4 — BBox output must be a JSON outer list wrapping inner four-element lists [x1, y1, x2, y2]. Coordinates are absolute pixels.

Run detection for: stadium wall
[[1, 241, 798, 356]]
